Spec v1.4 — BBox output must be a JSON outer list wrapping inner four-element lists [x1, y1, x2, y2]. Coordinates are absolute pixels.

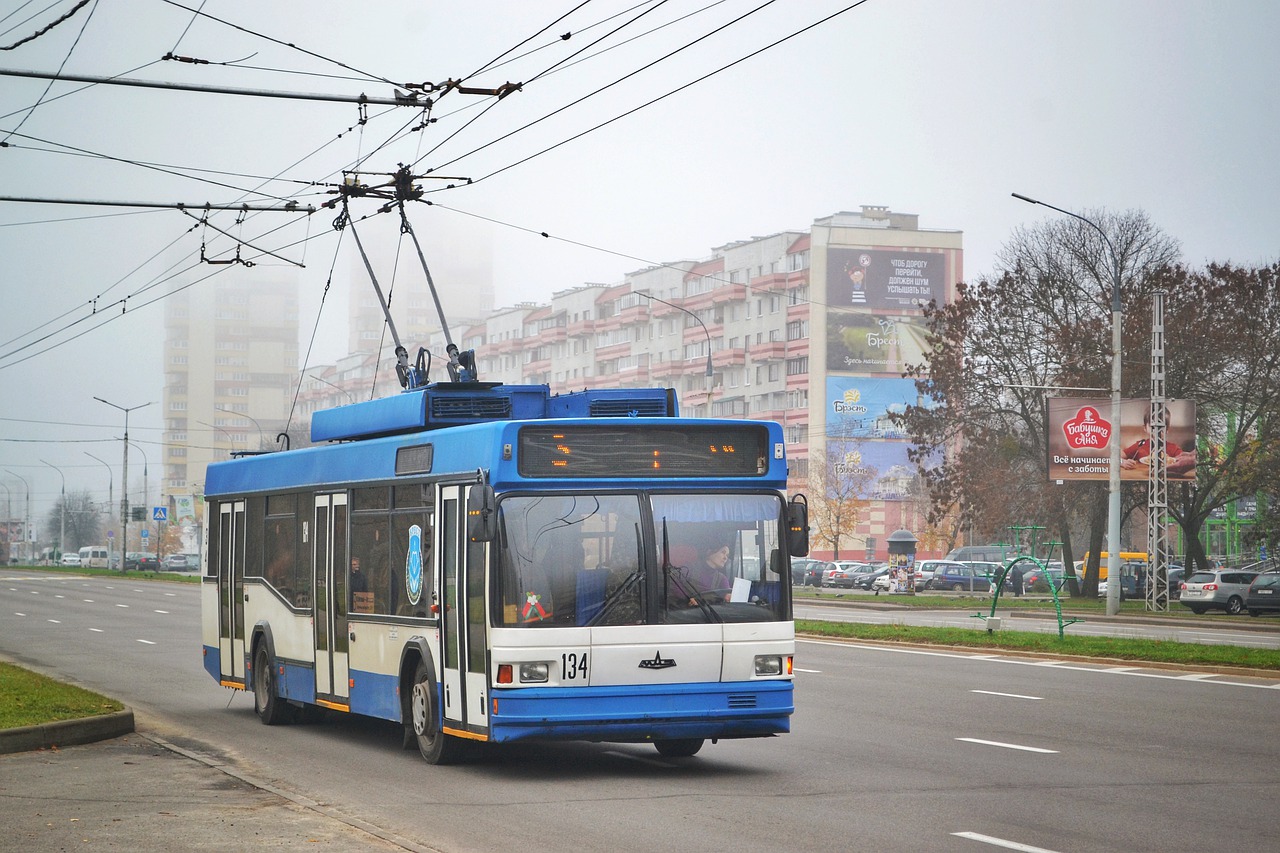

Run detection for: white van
[[78, 545, 109, 568]]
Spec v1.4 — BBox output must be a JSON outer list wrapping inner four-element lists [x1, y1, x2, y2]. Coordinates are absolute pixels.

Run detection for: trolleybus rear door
[[439, 485, 489, 739], [312, 493, 350, 705], [216, 500, 246, 683]]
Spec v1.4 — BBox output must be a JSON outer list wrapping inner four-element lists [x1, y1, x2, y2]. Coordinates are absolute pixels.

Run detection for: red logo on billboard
[[1062, 406, 1111, 449]]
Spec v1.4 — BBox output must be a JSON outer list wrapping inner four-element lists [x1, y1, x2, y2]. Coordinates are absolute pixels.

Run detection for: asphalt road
[[3, 569, 1278, 853]]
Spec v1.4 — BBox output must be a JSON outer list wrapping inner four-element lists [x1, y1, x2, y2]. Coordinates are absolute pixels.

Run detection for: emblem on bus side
[[406, 523, 423, 606], [639, 651, 676, 670]]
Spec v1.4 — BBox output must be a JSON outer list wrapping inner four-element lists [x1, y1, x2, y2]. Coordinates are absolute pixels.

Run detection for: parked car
[[122, 552, 143, 570], [826, 561, 870, 589], [1023, 565, 1066, 593], [1179, 569, 1260, 615], [60, 553, 81, 566], [914, 560, 966, 591], [928, 563, 996, 592], [135, 554, 162, 572], [964, 561, 1007, 589], [790, 558, 828, 587], [163, 554, 189, 570], [853, 566, 891, 590], [1245, 572, 1280, 617]]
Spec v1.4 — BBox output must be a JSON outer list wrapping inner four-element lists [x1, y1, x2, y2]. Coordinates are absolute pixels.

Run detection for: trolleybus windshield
[[495, 491, 789, 627]]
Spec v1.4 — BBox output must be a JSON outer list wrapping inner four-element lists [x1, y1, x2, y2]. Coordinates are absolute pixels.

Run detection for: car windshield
[[495, 491, 789, 628]]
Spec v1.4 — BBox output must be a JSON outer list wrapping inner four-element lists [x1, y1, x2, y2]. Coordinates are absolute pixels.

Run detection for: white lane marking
[[55, 594, 65, 599], [956, 738, 1058, 753], [164, 592, 176, 597], [47, 619, 61, 624], [797, 639, 1280, 690], [14, 612, 25, 617], [115, 603, 129, 608], [83, 599, 94, 603], [971, 689, 1042, 700], [154, 609, 169, 614], [1176, 673, 1215, 680], [795, 668, 822, 673], [137, 639, 156, 645], [29, 590, 39, 594], [90, 628, 104, 633], [953, 830, 1061, 852]]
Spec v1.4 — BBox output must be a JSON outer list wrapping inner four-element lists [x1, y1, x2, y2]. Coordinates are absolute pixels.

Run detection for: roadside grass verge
[[796, 619, 1280, 671], [6, 563, 199, 584], [0, 662, 124, 729]]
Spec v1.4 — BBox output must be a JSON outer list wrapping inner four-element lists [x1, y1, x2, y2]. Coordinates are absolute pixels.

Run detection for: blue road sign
[[153, 506, 168, 522]]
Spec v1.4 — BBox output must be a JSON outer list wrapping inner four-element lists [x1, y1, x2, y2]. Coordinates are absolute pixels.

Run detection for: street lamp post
[[0, 479, 12, 562], [1013, 193, 1124, 616], [40, 460, 66, 560], [4, 470, 31, 563], [126, 440, 150, 554], [95, 397, 154, 569], [215, 406, 266, 450], [308, 373, 356, 404], [637, 292, 715, 404], [85, 452, 114, 566], [199, 420, 238, 453]]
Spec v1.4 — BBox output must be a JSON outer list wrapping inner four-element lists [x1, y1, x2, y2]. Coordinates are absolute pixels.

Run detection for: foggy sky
[[2, 0, 1277, 520]]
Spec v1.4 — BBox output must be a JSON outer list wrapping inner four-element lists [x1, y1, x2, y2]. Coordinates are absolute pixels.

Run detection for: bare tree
[[899, 210, 1181, 595], [43, 489, 103, 553], [808, 435, 877, 560]]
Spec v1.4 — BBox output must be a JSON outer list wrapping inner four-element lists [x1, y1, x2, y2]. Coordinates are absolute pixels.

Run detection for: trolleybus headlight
[[754, 655, 785, 676], [519, 662, 550, 683]]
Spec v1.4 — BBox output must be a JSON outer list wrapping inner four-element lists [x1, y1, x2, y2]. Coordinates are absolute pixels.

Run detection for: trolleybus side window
[[348, 484, 434, 618], [263, 493, 308, 608]]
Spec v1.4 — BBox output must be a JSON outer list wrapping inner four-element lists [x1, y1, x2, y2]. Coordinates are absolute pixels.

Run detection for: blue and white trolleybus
[[200, 379, 808, 763]]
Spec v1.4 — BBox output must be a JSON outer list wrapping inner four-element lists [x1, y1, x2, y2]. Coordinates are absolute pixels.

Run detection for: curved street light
[[1012, 193, 1124, 616], [4, 469, 30, 563], [636, 293, 714, 402], [308, 372, 356, 404], [215, 405, 267, 449], [85, 452, 114, 566], [40, 460, 66, 559]]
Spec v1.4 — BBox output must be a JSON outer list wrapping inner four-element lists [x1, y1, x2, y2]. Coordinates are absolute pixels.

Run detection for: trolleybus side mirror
[[787, 495, 809, 557], [467, 484, 497, 542]]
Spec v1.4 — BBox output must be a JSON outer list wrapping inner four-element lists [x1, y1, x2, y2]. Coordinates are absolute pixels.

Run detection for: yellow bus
[[1076, 551, 1148, 580]]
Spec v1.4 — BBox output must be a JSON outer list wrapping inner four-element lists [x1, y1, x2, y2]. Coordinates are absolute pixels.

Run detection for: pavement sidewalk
[[0, 731, 412, 851]]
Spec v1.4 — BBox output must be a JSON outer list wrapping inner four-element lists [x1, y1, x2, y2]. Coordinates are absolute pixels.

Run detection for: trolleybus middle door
[[216, 500, 246, 684], [313, 492, 350, 705]]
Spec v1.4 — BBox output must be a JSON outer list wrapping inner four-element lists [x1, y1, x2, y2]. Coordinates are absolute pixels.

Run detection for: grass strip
[[796, 619, 1280, 671], [0, 662, 124, 729]]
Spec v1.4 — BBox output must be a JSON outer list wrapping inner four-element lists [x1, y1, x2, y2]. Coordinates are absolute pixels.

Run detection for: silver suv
[[1179, 569, 1259, 615]]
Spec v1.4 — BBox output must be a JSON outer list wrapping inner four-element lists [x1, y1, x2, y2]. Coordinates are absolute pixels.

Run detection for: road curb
[[0, 709, 135, 755]]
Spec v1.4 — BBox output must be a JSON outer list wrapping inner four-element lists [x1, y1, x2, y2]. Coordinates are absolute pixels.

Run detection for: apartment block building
[[163, 270, 300, 497]]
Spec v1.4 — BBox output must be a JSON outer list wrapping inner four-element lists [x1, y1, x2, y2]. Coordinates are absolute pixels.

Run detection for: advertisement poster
[[1046, 398, 1197, 482], [826, 312, 931, 373], [823, 440, 926, 501], [826, 376, 922, 439], [826, 248, 947, 311]]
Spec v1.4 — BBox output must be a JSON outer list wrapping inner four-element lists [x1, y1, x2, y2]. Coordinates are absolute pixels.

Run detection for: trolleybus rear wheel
[[253, 645, 288, 725]]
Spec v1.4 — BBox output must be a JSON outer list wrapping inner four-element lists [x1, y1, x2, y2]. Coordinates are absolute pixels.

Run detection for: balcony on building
[[749, 340, 787, 360]]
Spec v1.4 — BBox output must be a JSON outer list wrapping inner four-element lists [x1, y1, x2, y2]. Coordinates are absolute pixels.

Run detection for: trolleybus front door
[[216, 500, 246, 684], [439, 485, 489, 739], [313, 492, 350, 706]]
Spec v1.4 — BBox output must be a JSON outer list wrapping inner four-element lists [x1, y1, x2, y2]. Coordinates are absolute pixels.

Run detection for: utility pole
[[95, 398, 153, 569]]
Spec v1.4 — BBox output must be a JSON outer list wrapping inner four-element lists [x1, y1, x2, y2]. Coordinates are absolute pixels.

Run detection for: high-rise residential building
[[448, 206, 961, 559], [163, 270, 300, 497]]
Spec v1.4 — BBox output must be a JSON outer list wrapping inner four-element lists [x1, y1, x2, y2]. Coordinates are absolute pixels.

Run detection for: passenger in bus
[[350, 556, 373, 613]]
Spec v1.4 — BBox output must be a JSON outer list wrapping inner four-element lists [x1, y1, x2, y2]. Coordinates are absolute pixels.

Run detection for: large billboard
[[826, 377, 922, 439], [826, 312, 931, 373], [826, 248, 947, 311], [1046, 398, 1198, 482]]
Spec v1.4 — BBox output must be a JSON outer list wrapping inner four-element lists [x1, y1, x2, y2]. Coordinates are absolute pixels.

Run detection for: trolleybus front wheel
[[654, 738, 704, 758], [410, 660, 465, 765]]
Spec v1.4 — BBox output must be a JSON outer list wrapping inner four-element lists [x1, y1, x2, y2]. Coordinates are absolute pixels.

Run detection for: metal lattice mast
[[1147, 291, 1171, 611]]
